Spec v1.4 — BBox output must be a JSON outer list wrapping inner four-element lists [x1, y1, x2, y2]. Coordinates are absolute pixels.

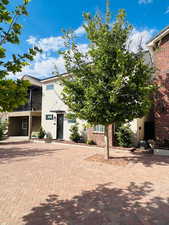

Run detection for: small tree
[[115, 123, 132, 147], [38, 126, 46, 139], [69, 123, 80, 142], [0, 0, 41, 111], [60, 2, 155, 159], [0, 120, 7, 140]]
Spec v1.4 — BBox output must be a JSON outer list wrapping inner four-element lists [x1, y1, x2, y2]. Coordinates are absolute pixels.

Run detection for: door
[[21, 118, 28, 136], [144, 121, 155, 140], [57, 114, 64, 139]]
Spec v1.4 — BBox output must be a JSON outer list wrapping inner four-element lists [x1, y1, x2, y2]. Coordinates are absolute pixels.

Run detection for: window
[[68, 119, 76, 123], [46, 84, 54, 90], [46, 114, 53, 120], [93, 125, 105, 133], [21, 119, 27, 130]]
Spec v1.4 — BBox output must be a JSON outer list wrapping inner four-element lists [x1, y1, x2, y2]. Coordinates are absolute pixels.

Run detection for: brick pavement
[[0, 142, 169, 225]]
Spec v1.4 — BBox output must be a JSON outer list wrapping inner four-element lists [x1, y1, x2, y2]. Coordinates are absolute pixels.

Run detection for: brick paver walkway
[[0, 142, 169, 225]]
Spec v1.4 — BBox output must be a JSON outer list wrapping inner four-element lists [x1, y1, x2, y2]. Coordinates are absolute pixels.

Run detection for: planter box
[[154, 149, 169, 156]]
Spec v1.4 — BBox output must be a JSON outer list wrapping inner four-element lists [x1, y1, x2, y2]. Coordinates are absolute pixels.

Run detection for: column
[[28, 114, 32, 139]]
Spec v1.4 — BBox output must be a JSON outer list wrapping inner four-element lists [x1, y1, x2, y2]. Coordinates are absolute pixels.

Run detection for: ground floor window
[[94, 125, 105, 133]]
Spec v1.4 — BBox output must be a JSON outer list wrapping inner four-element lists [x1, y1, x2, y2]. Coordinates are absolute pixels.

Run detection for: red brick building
[[147, 26, 169, 142], [87, 124, 114, 147]]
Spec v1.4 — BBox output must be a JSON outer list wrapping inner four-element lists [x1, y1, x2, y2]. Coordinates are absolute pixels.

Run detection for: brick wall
[[153, 33, 169, 141], [87, 124, 114, 147]]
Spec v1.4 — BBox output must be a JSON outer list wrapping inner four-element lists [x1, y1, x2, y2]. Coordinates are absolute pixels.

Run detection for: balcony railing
[[13, 85, 42, 112], [14, 102, 42, 112]]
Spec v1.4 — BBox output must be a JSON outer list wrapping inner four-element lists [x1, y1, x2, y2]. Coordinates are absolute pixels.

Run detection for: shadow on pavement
[[23, 182, 169, 225], [0, 143, 64, 163]]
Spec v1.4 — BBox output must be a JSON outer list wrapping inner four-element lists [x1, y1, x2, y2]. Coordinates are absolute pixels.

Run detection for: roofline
[[22, 74, 41, 81], [41, 72, 70, 83], [147, 26, 169, 47]]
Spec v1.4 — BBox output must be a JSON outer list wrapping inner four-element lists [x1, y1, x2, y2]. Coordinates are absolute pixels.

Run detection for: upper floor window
[[46, 84, 54, 90], [93, 125, 105, 133]]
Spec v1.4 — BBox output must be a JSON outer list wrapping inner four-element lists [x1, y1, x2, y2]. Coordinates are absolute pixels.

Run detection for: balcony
[[14, 86, 42, 112]]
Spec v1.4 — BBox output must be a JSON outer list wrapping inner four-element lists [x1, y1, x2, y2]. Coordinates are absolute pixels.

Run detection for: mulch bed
[[86, 154, 129, 166]]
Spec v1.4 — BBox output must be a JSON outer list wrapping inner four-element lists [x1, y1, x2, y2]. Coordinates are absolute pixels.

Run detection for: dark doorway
[[57, 114, 64, 139], [21, 118, 28, 136], [144, 121, 155, 140]]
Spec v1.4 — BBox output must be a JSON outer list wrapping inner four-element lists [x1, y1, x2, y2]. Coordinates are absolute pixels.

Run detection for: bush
[[69, 123, 80, 142], [87, 139, 96, 145], [31, 132, 39, 138], [115, 123, 132, 147], [38, 127, 46, 139], [0, 121, 7, 140]]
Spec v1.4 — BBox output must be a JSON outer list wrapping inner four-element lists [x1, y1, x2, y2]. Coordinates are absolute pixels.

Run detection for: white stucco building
[[41, 75, 84, 140]]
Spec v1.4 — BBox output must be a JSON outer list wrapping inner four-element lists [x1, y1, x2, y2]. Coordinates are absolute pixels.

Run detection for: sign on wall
[[46, 114, 53, 120]]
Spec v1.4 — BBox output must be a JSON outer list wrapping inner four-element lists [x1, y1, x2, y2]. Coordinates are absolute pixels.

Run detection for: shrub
[[38, 127, 46, 139], [31, 132, 39, 138], [87, 139, 96, 145], [0, 121, 7, 140], [115, 123, 132, 147], [69, 123, 80, 142]]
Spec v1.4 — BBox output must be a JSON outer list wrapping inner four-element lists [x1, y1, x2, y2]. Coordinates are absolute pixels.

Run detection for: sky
[[8, 0, 169, 79]]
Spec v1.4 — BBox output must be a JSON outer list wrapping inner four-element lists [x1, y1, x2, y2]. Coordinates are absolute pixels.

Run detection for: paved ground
[[0, 142, 169, 225], [0, 136, 29, 143]]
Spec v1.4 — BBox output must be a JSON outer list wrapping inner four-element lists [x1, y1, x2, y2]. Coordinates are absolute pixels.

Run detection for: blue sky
[[9, 0, 169, 79]]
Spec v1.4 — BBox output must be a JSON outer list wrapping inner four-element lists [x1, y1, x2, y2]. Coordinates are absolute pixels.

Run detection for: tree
[[0, 0, 41, 111], [60, 2, 155, 159]]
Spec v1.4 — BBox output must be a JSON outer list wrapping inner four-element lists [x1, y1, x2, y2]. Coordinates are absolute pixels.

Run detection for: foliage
[[65, 112, 77, 120], [0, 121, 7, 140], [115, 123, 132, 147], [0, 79, 30, 111], [0, 0, 41, 111], [31, 131, 39, 138], [59, 1, 155, 158], [38, 127, 46, 139], [87, 139, 96, 145], [69, 123, 81, 142]]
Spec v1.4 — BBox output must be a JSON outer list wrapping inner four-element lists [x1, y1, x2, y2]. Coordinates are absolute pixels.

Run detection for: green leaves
[[0, 79, 30, 112], [0, 0, 41, 111], [60, 4, 155, 126], [0, 46, 5, 58], [2, 0, 9, 5], [24, 0, 31, 4]]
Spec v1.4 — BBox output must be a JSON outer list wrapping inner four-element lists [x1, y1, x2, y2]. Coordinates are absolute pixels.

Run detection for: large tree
[[0, 0, 40, 112], [60, 4, 155, 159]]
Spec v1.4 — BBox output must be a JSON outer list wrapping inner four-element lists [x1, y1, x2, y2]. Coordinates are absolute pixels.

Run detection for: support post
[[104, 124, 110, 160], [28, 114, 32, 139]]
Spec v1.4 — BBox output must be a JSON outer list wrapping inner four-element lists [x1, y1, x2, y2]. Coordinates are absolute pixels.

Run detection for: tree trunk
[[104, 124, 109, 160]]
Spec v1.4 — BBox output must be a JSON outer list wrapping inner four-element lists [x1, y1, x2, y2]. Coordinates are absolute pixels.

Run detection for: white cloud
[[14, 43, 89, 80], [27, 25, 86, 52], [138, 0, 153, 4], [74, 26, 86, 36], [127, 28, 156, 53], [13, 53, 65, 79], [27, 36, 37, 45], [27, 36, 65, 52], [11, 25, 87, 79], [14, 25, 155, 80], [165, 7, 169, 14]]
